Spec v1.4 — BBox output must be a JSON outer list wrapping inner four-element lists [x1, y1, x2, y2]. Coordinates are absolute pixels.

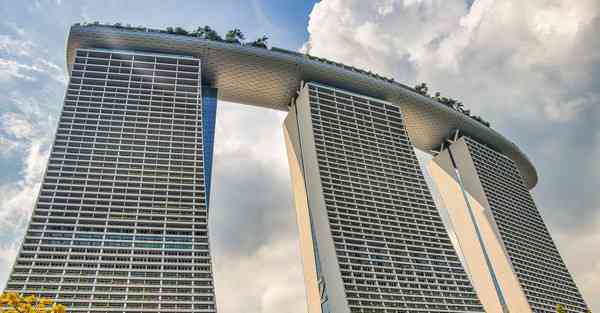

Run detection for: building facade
[[5, 49, 217, 312], [2, 24, 590, 313], [429, 135, 589, 313], [284, 83, 483, 313]]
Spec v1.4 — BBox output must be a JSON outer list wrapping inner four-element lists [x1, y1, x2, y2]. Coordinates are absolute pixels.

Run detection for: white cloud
[[543, 94, 598, 122], [0, 58, 66, 84], [0, 137, 50, 287], [0, 33, 66, 84], [0, 35, 34, 57], [305, 0, 468, 79], [2, 22, 26, 38], [213, 236, 306, 313], [0, 140, 48, 229], [0, 137, 20, 155], [214, 102, 289, 174], [1, 112, 33, 139], [0, 59, 37, 81]]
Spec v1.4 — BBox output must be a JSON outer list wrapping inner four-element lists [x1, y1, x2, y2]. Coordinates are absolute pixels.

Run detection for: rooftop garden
[[414, 83, 490, 127], [75, 22, 490, 128]]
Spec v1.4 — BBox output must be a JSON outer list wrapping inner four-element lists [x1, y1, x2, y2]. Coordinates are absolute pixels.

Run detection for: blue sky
[[1, 1, 598, 312]]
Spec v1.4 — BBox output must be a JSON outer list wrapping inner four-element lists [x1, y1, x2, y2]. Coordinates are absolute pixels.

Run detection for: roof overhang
[[66, 25, 538, 189]]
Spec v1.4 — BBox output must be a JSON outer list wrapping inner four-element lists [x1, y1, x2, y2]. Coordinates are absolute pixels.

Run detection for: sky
[[0, 0, 598, 312]]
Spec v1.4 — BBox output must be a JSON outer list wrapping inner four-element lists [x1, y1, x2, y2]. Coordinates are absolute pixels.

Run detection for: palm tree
[[225, 28, 245, 44]]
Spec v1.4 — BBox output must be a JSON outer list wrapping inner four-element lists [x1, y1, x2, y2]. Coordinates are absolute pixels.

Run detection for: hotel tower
[[428, 134, 589, 313], [3, 24, 589, 313]]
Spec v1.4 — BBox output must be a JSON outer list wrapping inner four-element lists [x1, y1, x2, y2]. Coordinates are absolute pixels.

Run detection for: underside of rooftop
[[65, 23, 538, 189]]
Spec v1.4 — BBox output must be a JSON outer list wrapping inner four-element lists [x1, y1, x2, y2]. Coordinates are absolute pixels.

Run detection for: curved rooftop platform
[[66, 24, 538, 189]]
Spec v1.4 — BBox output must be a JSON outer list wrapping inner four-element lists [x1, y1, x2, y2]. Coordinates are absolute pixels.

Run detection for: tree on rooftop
[[225, 28, 245, 44], [414, 82, 429, 96], [249, 35, 269, 48], [174, 27, 188, 35], [190, 26, 206, 38], [416, 82, 490, 127], [197, 25, 222, 41]]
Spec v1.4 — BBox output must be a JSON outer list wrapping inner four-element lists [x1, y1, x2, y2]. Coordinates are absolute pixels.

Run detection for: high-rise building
[[3, 23, 589, 313], [4, 49, 217, 312], [429, 134, 589, 313], [284, 83, 483, 313]]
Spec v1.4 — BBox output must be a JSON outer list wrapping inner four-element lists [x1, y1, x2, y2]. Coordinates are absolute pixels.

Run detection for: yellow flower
[[15, 302, 33, 313], [23, 295, 37, 304], [51, 303, 67, 313], [7, 293, 20, 305], [0, 292, 9, 305], [17, 302, 33, 312], [36, 305, 49, 313]]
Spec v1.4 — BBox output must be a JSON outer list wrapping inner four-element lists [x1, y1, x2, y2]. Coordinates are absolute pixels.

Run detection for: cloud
[[0, 33, 67, 84], [209, 102, 305, 312], [0, 137, 20, 155], [2, 22, 26, 38], [0, 140, 49, 230], [0, 59, 37, 81], [1, 112, 33, 139], [0, 58, 67, 84], [305, 0, 599, 310], [213, 236, 305, 313], [543, 94, 598, 122], [0, 35, 34, 57]]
